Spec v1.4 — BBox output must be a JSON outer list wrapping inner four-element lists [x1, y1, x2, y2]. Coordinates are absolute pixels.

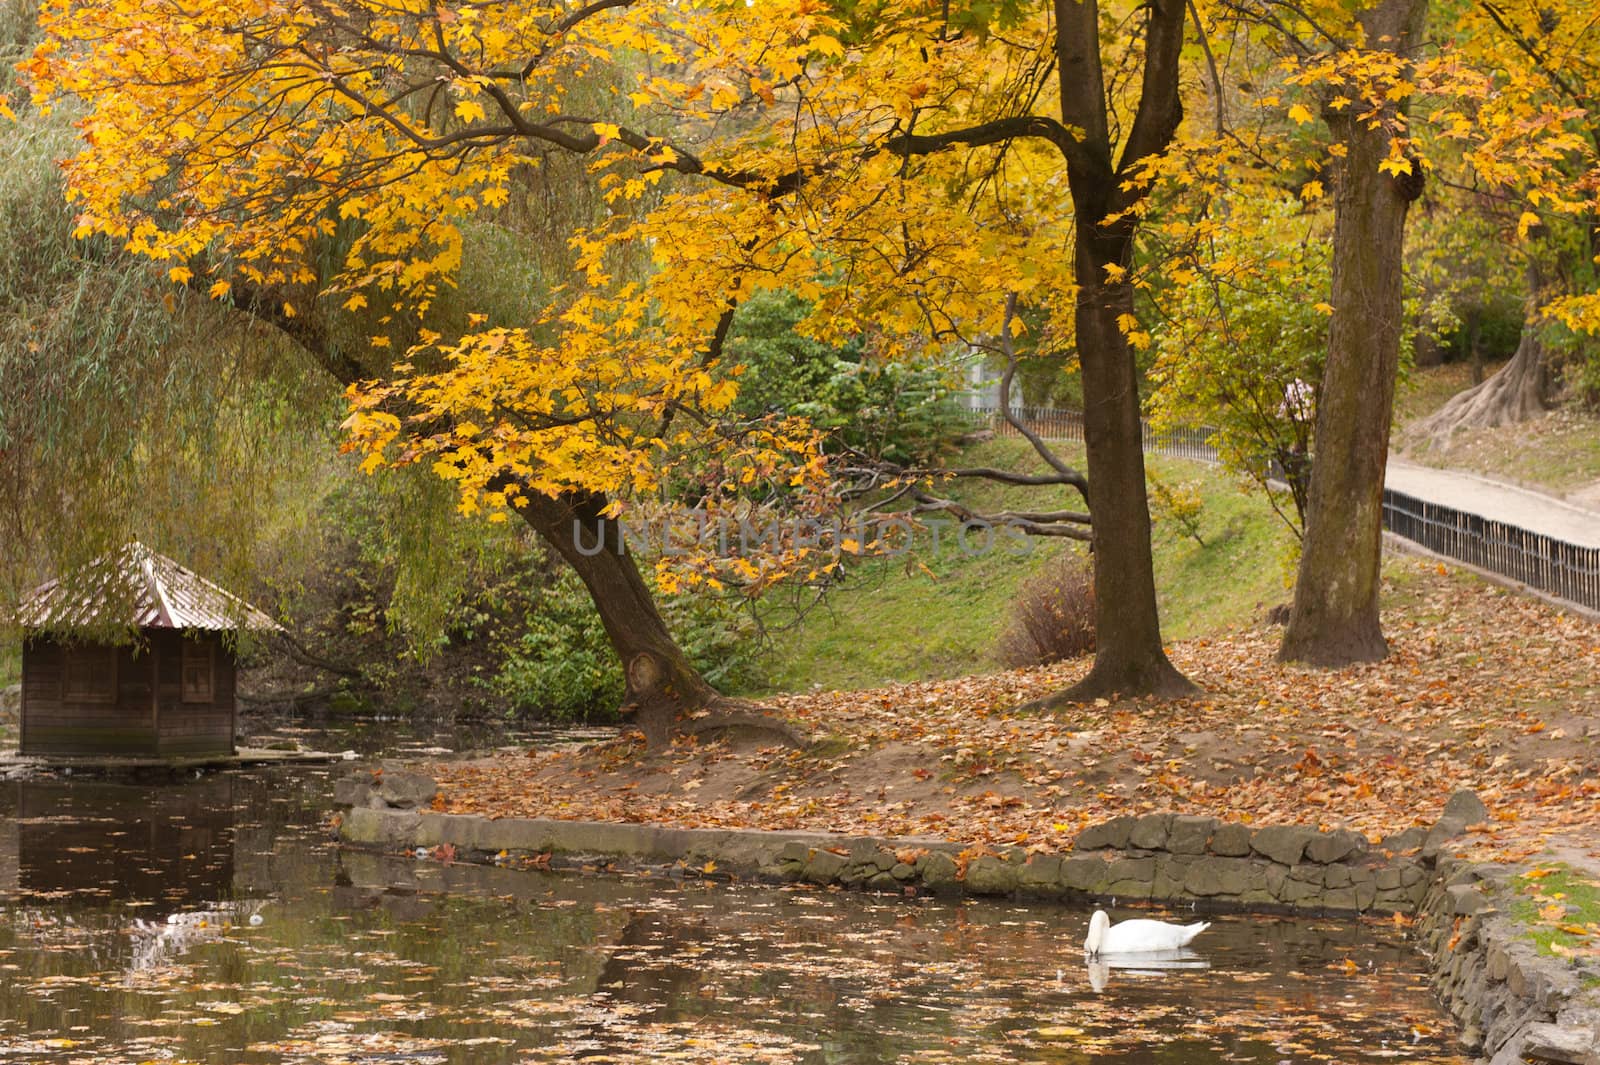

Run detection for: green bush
[[727, 289, 967, 465], [483, 568, 765, 722]]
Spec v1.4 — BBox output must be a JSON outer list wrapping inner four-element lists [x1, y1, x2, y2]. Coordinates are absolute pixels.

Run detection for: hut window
[[181, 640, 213, 703], [63, 646, 117, 703]]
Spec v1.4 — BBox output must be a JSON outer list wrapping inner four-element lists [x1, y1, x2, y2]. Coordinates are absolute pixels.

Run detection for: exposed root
[[1410, 328, 1547, 448], [680, 700, 809, 749]]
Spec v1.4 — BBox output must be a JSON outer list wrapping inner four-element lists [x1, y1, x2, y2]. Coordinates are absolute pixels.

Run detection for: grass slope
[[747, 438, 1297, 695]]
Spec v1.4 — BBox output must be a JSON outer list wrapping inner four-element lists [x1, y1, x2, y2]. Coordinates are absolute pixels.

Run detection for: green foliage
[[484, 568, 764, 721], [485, 567, 627, 720], [1409, 202, 1528, 362], [1146, 197, 1328, 532], [1148, 474, 1206, 547], [0, 99, 339, 634], [726, 289, 967, 465]]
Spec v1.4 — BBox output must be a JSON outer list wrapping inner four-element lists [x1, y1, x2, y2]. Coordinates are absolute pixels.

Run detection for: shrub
[[998, 550, 1096, 668], [484, 567, 766, 722]]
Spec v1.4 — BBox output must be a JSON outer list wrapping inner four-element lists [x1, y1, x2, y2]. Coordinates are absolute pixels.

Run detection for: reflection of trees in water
[[13, 778, 237, 903]]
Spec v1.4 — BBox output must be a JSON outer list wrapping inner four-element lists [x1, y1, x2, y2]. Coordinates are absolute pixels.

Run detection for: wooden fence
[[961, 403, 1600, 611]]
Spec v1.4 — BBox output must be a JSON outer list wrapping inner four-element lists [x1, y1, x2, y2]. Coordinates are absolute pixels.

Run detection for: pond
[[0, 721, 1471, 1064]]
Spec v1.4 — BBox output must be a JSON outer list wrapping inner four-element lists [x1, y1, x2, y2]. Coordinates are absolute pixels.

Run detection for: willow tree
[[0, 78, 338, 624]]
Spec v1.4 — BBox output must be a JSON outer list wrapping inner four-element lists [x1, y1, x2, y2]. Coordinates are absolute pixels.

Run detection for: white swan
[[1083, 909, 1210, 957]]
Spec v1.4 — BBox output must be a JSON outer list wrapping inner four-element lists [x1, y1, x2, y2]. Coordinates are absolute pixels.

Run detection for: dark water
[[0, 722, 1470, 1064]]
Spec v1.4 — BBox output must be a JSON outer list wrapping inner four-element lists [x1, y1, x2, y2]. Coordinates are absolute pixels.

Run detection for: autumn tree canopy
[[21, 0, 1600, 706]]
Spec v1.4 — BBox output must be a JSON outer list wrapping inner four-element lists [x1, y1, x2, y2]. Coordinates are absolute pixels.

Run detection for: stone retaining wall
[[1415, 857, 1600, 1064], [336, 769, 1438, 915], [335, 769, 1599, 1063]]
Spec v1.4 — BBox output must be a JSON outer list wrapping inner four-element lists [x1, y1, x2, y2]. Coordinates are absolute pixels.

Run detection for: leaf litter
[[428, 559, 1600, 866]]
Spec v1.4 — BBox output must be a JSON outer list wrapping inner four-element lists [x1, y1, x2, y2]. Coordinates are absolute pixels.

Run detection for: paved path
[[1385, 459, 1600, 549]]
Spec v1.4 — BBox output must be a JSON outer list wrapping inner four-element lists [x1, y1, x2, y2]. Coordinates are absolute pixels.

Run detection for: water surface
[[0, 722, 1469, 1063]]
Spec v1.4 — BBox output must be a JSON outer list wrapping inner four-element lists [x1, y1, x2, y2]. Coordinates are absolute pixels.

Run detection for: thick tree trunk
[[1028, 0, 1194, 704], [1278, 0, 1429, 667], [1417, 327, 1546, 437], [522, 491, 805, 749], [1059, 231, 1196, 701], [1413, 265, 1549, 442]]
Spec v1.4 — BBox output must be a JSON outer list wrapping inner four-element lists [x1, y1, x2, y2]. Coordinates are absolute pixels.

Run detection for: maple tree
[[1146, 196, 1329, 532], [25, 0, 1206, 717]]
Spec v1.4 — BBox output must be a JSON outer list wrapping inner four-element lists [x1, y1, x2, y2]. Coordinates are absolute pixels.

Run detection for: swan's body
[[1083, 909, 1209, 956]]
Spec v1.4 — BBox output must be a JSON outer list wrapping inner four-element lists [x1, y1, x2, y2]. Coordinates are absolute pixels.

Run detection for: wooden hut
[[15, 543, 280, 758]]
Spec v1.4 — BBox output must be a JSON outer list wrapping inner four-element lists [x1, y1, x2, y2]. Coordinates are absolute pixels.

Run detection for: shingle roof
[[17, 542, 282, 632]]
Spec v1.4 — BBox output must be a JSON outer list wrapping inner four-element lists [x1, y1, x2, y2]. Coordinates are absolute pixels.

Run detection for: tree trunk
[[520, 492, 712, 744], [1278, 0, 1429, 667], [1028, 0, 1195, 704], [1413, 264, 1549, 443], [1059, 230, 1196, 701]]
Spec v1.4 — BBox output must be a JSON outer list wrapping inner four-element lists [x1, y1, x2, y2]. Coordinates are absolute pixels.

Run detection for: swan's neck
[[1084, 911, 1108, 956]]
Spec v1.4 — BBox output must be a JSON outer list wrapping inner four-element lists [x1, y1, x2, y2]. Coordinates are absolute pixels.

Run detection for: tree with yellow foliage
[[26, 0, 1204, 718]]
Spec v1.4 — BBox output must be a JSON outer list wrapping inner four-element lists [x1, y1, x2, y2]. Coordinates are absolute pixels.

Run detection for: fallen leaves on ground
[[429, 558, 1600, 865]]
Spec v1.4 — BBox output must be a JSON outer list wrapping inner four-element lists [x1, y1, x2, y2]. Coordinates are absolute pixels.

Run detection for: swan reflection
[[1086, 948, 1210, 992]]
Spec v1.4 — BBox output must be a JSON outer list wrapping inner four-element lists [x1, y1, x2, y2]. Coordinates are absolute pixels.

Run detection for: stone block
[[847, 838, 881, 865], [1443, 789, 1490, 827], [332, 770, 377, 807], [1104, 856, 1155, 886], [1382, 826, 1428, 852], [1209, 822, 1252, 857], [919, 851, 960, 890], [866, 871, 900, 891], [1152, 855, 1193, 899], [374, 769, 438, 810], [1278, 875, 1323, 905], [1448, 884, 1489, 916], [1167, 815, 1218, 855], [1323, 864, 1354, 889], [1019, 854, 1064, 892], [965, 856, 1019, 896], [1323, 886, 1361, 912], [1184, 856, 1259, 897], [890, 862, 917, 882], [1520, 1023, 1595, 1065], [1075, 815, 1138, 851], [1129, 813, 1174, 850], [1252, 825, 1318, 866], [1424, 817, 1468, 862], [1306, 829, 1369, 864], [777, 840, 812, 864], [802, 849, 847, 884], [1060, 855, 1108, 893]]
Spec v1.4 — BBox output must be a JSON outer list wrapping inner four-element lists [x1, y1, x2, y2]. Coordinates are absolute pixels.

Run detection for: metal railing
[[961, 405, 1223, 464], [961, 402, 1600, 611], [1381, 490, 1600, 611]]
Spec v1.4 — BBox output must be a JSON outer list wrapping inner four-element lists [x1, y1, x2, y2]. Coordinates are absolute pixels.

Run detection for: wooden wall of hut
[[19, 631, 236, 757]]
